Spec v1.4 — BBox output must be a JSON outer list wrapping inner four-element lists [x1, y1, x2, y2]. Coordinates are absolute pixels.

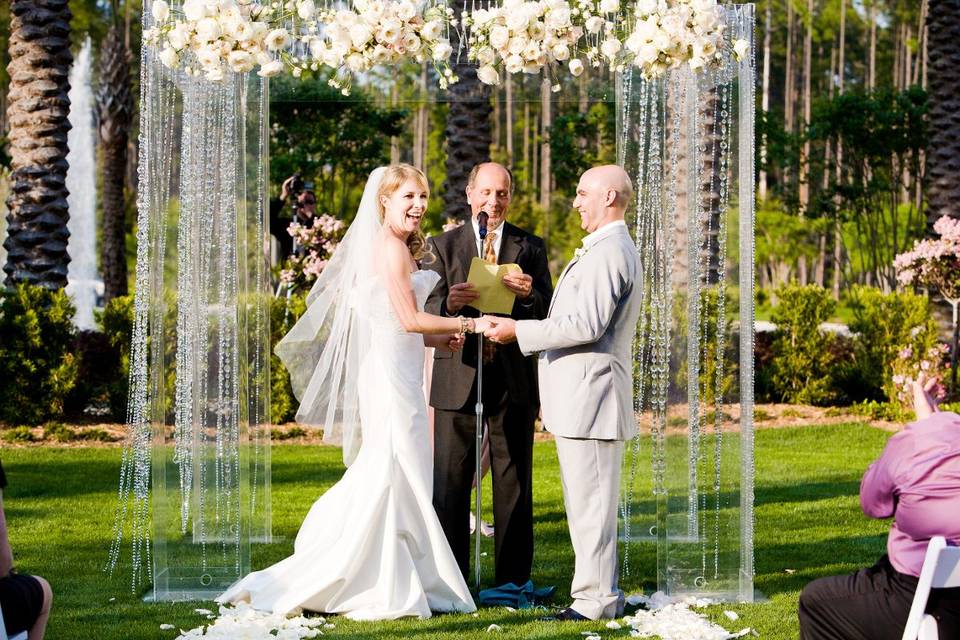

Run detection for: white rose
[[600, 37, 621, 60], [476, 64, 500, 85], [257, 59, 283, 76], [636, 0, 658, 15], [600, 0, 619, 13], [691, 0, 717, 11], [489, 25, 510, 50], [183, 0, 205, 21], [568, 57, 584, 76], [195, 45, 221, 68], [309, 37, 326, 59], [522, 61, 541, 74], [421, 20, 442, 42], [227, 49, 255, 72], [507, 36, 526, 55], [335, 9, 357, 27], [402, 32, 421, 52], [396, 1, 417, 21], [265, 28, 290, 50], [346, 52, 366, 71], [733, 38, 750, 61], [378, 19, 402, 43], [476, 46, 496, 65], [505, 11, 528, 32], [167, 23, 190, 49], [522, 41, 541, 61], [195, 17, 221, 42], [544, 6, 571, 29], [152, 0, 170, 23], [472, 8, 494, 26], [585, 15, 604, 34], [528, 20, 546, 40], [297, 0, 316, 20], [349, 23, 373, 47], [431, 40, 453, 61], [362, 1, 384, 24], [322, 47, 342, 67], [551, 43, 569, 61], [229, 18, 254, 42], [159, 46, 180, 68], [688, 55, 705, 71], [371, 44, 390, 64], [504, 53, 523, 74]]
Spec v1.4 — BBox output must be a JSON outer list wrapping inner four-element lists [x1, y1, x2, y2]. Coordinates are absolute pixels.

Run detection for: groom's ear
[[605, 188, 617, 207]]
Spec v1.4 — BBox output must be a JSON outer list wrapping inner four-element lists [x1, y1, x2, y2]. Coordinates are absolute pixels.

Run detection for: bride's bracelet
[[458, 316, 474, 334]]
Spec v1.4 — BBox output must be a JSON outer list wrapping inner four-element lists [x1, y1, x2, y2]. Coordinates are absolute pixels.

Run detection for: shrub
[[0, 285, 79, 425], [97, 295, 135, 419], [1, 426, 36, 443], [847, 286, 941, 404], [270, 292, 307, 424], [769, 283, 839, 405], [42, 421, 76, 442]]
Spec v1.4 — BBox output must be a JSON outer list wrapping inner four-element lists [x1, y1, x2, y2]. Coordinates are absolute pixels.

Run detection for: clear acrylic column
[[617, 4, 756, 602], [147, 70, 272, 601]]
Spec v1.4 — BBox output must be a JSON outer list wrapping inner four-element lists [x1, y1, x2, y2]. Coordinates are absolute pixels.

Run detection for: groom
[[425, 162, 553, 589], [484, 165, 642, 620]]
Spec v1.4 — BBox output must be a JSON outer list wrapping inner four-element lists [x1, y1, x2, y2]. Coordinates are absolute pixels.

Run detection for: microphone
[[478, 212, 488, 241]]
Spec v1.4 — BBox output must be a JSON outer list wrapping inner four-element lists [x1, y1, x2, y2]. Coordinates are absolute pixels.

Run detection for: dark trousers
[[432, 367, 536, 587], [799, 554, 960, 640]]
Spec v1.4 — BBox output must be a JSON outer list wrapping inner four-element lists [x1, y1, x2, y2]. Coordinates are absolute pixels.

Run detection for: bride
[[219, 164, 488, 620]]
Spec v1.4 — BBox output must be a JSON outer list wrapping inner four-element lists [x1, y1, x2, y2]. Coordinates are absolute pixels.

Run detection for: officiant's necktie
[[482, 231, 498, 364]]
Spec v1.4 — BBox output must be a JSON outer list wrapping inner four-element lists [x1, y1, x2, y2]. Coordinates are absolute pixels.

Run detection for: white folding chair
[[901, 536, 960, 640], [0, 600, 30, 640]]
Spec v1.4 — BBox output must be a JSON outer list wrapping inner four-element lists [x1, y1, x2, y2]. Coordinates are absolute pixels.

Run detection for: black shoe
[[540, 607, 591, 622]]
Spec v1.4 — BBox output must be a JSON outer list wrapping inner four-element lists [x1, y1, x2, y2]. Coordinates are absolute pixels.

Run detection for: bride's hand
[[445, 332, 465, 352], [472, 316, 494, 335]]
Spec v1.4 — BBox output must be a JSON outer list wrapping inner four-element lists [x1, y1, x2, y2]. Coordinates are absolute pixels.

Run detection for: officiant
[[424, 162, 553, 588]]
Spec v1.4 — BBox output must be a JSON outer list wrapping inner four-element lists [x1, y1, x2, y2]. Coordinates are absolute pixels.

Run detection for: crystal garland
[[109, 0, 270, 592], [616, 4, 755, 600]]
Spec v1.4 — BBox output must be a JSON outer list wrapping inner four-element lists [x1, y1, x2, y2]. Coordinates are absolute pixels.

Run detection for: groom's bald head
[[573, 165, 633, 233]]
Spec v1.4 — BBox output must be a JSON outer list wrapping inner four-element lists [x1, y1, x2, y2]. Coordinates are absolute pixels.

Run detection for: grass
[[0, 422, 892, 639]]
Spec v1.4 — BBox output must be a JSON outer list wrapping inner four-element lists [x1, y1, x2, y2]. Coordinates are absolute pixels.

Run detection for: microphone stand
[[474, 211, 488, 593]]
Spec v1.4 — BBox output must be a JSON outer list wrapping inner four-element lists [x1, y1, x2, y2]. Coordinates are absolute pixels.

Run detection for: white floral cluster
[[143, 0, 294, 81], [312, 0, 456, 95], [171, 603, 329, 639], [623, 0, 750, 79], [462, 0, 603, 90]]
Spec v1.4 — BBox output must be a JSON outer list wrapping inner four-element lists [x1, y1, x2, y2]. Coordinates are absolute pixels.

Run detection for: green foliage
[[97, 295, 136, 419], [270, 293, 308, 424], [269, 76, 407, 219], [43, 421, 77, 442], [769, 283, 839, 405], [270, 425, 309, 440], [0, 285, 79, 425], [755, 199, 829, 286], [1, 426, 36, 443], [849, 399, 912, 423], [847, 285, 938, 403]]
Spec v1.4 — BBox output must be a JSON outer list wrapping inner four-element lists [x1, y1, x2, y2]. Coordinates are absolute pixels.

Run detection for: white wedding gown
[[219, 270, 476, 620]]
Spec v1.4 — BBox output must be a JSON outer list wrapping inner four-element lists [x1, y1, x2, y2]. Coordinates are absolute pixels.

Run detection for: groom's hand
[[484, 316, 517, 344], [446, 283, 479, 314]]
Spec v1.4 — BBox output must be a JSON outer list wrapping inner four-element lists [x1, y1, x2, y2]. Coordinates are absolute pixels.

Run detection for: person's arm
[[514, 252, 627, 354], [382, 239, 488, 335], [860, 436, 903, 519], [0, 491, 14, 577]]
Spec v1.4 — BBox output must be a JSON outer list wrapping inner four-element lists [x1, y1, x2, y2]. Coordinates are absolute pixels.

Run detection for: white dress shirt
[[471, 217, 505, 260]]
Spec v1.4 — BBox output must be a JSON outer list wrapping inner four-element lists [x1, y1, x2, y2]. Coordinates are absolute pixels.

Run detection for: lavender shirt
[[860, 411, 960, 576]]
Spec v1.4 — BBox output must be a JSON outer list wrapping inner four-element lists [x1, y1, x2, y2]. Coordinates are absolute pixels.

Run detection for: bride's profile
[[218, 164, 488, 620]]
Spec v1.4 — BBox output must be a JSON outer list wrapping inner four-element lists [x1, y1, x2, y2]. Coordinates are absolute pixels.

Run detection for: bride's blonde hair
[[377, 163, 430, 262]]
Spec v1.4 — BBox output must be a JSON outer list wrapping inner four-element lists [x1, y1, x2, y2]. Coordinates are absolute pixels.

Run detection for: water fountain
[[66, 37, 102, 330]]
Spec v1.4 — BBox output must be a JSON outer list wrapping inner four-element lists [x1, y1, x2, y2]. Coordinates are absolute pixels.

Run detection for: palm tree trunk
[[797, 0, 813, 285], [925, 0, 960, 226], [443, 1, 492, 221], [98, 23, 132, 302], [539, 76, 551, 218], [759, 0, 771, 202], [3, 0, 73, 289], [505, 73, 514, 166]]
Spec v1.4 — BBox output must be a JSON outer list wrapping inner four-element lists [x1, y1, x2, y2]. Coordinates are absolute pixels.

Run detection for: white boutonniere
[[574, 246, 587, 259]]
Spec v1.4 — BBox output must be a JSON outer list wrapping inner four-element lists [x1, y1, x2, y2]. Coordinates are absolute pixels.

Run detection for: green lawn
[[0, 422, 891, 639]]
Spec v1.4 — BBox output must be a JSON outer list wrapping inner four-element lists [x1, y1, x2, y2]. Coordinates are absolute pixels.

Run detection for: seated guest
[[0, 460, 52, 640], [798, 375, 960, 639]]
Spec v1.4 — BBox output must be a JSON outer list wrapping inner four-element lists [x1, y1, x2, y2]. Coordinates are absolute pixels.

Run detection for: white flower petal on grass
[[194, 608, 213, 615], [606, 620, 622, 629], [724, 610, 739, 621], [486, 623, 503, 632], [159, 623, 175, 630]]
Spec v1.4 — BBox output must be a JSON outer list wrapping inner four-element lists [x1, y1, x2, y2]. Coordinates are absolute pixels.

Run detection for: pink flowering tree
[[894, 215, 960, 391], [279, 213, 346, 293]]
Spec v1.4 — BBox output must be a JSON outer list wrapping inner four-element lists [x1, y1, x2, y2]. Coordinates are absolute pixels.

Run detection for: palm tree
[[97, 21, 132, 302], [3, 0, 73, 289], [925, 0, 960, 228], [443, 0, 492, 221]]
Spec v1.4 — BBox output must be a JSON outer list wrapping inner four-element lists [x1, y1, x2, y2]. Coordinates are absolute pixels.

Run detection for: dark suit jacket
[[425, 221, 553, 410]]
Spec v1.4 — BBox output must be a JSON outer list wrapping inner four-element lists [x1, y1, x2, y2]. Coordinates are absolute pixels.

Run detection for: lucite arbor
[[617, 5, 756, 602]]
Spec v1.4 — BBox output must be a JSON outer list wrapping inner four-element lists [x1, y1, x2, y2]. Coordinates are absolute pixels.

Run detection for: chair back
[[901, 536, 960, 640]]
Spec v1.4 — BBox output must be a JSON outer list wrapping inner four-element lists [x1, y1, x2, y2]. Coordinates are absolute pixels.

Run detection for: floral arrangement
[[312, 0, 456, 94], [890, 335, 950, 408], [894, 215, 960, 302], [279, 213, 346, 291], [623, 0, 750, 78]]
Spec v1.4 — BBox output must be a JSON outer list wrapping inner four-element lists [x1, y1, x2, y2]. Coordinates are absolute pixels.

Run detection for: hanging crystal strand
[[735, 4, 757, 599], [108, 0, 176, 588]]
